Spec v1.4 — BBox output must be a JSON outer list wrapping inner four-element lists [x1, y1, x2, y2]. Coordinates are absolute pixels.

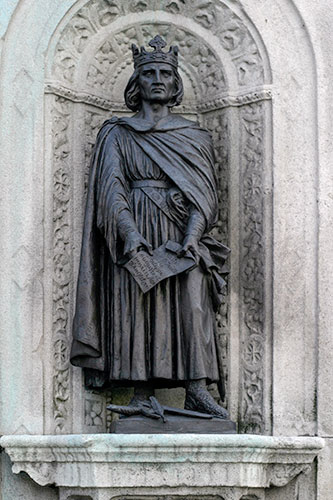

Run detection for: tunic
[[70, 114, 229, 390]]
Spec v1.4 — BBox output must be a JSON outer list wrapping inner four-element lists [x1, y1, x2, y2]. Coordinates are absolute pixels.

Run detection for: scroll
[[124, 240, 196, 293]]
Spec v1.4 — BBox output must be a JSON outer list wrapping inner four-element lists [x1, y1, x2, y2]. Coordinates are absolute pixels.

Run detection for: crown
[[131, 35, 179, 69]]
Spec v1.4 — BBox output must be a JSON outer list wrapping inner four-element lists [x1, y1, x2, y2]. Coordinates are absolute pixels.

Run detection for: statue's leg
[[185, 379, 229, 419], [130, 382, 155, 406]]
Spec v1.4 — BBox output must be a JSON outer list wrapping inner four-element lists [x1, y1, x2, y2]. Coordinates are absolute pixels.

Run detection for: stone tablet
[[124, 240, 196, 293]]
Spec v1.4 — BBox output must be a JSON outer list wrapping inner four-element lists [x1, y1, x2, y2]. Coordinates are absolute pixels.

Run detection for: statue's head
[[124, 35, 184, 112]]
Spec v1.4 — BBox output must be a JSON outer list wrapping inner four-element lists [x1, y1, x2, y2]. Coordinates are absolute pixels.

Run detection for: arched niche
[[45, 0, 273, 435]]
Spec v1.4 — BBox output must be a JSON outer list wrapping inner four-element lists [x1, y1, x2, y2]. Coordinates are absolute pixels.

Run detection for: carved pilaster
[[239, 102, 266, 433], [52, 96, 73, 434]]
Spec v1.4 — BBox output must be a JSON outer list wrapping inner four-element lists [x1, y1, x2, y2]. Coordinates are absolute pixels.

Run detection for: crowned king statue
[[70, 35, 230, 425]]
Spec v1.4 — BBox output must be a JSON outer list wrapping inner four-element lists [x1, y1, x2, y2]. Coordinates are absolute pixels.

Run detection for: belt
[[130, 179, 172, 189]]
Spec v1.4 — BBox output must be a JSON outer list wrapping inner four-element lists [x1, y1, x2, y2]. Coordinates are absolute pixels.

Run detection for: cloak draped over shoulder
[[70, 114, 229, 388]]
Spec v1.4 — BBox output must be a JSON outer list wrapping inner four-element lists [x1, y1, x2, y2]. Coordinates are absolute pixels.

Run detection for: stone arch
[[47, 1, 271, 87], [0, 0, 318, 439]]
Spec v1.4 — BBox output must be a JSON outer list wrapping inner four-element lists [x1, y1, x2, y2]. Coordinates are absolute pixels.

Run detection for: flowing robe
[[70, 114, 229, 390]]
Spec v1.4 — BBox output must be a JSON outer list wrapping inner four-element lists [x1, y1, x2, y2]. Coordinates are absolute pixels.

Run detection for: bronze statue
[[70, 35, 230, 423]]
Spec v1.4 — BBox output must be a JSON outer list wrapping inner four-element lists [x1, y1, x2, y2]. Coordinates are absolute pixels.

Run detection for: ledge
[[0, 434, 324, 490]]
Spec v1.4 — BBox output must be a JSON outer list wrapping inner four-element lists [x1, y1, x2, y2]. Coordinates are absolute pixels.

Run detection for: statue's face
[[138, 63, 176, 104]]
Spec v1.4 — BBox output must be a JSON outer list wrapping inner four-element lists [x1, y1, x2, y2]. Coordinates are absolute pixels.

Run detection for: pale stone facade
[[0, 0, 332, 499]]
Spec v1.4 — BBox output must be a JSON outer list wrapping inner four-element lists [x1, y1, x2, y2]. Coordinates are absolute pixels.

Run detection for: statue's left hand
[[178, 234, 200, 263]]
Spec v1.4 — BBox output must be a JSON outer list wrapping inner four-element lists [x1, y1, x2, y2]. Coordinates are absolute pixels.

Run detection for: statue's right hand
[[123, 231, 153, 258]]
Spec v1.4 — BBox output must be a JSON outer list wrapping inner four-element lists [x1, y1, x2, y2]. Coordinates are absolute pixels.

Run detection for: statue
[[70, 35, 231, 427]]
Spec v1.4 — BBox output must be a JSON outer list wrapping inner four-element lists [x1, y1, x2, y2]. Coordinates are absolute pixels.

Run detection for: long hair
[[124, 67, 184, 112]]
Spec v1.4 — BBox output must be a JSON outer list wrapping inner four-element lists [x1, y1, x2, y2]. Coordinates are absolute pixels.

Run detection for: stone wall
[[0, 0, 332, 499]]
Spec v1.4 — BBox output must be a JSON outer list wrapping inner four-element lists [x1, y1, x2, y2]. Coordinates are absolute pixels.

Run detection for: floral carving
[[85, 397, 104, 426], [84, 22, 225, 102], [51, 0, 264, 97], [239, 102, 266, 434], [213, 3, 264, 86], [54, 170, 70, 202], [52, 96, 72, 433], [244, 335, 264, 368], [87, 40, 118, 89], [54, 338, 69, 370]]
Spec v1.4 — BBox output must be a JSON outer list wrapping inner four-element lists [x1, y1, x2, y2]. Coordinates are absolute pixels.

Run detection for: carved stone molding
[[198, 89, 272, 113], [0, 434, 323, 495], [268, 464, 312, 488], [45, 82, 272, 112], [45, 83, 117, 111]]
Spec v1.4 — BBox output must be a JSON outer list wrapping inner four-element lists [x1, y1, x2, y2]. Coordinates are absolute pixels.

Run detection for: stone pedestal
[[110, 415, 237, 434], [0, 434, 324, 500]]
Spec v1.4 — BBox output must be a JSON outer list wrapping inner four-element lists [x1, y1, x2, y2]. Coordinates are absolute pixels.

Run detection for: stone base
[[110, 415, 237, 433], [0, 434, 324, 500]]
